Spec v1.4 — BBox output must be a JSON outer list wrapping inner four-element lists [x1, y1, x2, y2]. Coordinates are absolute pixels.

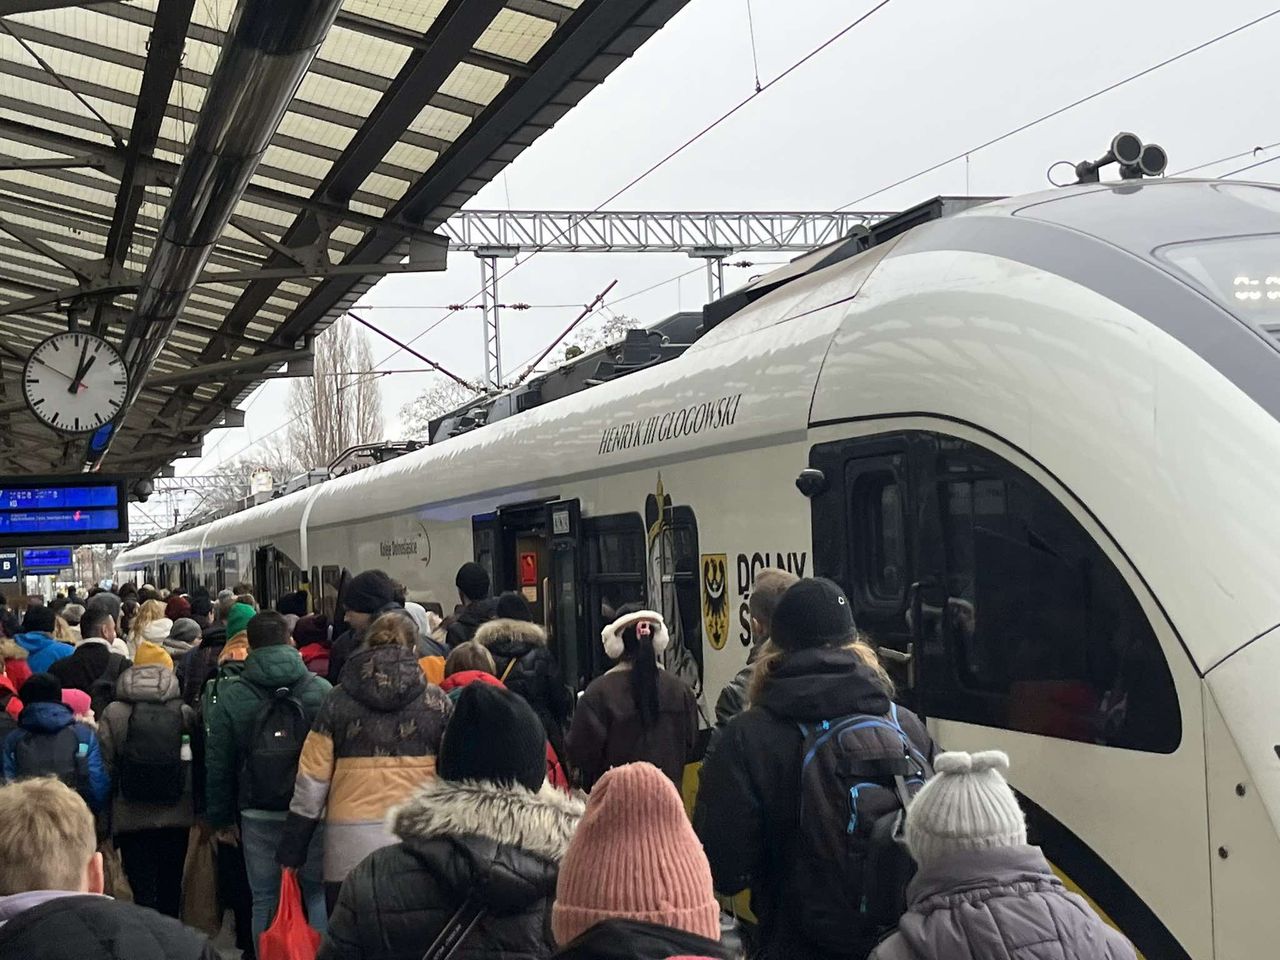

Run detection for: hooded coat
[[279, 643, 453, 883], [48, 640, 131, 696], [13, 630, 74, 673], [475, 619, 572, 756], [445, 597, 497, 648], [319, 777, 584, 960], [1, 700, 109, 811], [867, 846, 1136, 960], [551, 918, 736, 960], [0, 637, 30, 689], [98, 665, 197, 834], [202, 643, 332, 829], [693, 646, 935, 960], [0, 891, 219, 959], [180, 622, 226, 707]]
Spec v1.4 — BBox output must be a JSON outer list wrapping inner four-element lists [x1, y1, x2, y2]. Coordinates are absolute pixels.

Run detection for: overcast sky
[[168, 0, 1280, 499]]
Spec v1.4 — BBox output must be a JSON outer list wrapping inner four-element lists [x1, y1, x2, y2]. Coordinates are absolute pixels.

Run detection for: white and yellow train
[[118, 179, 1280, 959]]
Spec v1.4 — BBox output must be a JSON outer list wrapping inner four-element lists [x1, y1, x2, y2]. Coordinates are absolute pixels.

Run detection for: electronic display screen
[[20, 547, 72, 571], [0, 478, 128, 546]]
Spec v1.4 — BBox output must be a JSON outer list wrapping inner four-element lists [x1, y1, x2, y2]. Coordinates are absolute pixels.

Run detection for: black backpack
[[788, 703, 932, 955], [119, 700, 185, 804], [11, 725, 89, 796], [88, 655, 129, 720], [238, 675, 315, 812]]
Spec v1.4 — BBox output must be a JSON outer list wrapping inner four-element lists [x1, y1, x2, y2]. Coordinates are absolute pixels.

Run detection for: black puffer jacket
[[327, 601, 402, 684], [552, 919, 736, 960], [445, 598, 497, 648], [692, 646, 935, 960], [319, 776, 584, 960], [0, 892, 219, 959], [475, 619, 571, 756]]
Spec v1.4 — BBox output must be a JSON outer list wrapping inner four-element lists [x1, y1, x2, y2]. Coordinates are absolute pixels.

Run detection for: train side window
[[924, 438, 1180, 753], [320, 565, 341, 621], [851, 470, 907, 605]]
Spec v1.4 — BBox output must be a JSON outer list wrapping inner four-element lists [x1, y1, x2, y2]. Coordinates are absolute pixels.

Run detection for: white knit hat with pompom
[[905, 750, 1027, 868]]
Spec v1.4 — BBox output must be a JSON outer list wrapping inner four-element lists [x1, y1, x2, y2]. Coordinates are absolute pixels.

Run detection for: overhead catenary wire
[[1172, 140, 1280, 176], [1219, 153, 1280, 179], [835, 7, 1280, 210], [191, 4, 898, 472]]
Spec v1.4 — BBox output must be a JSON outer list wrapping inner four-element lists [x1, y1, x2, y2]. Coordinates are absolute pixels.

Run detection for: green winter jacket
[[203, 644, 331, 829]]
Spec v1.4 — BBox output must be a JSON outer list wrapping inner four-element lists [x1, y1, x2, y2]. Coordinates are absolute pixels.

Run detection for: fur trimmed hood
[[475, 617, 547, 651], [390, 776, 582, 862], [0, 638, 27, 661]]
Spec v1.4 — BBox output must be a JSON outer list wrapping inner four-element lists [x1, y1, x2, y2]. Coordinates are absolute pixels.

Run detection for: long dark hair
[[613, 603, 661, 730]]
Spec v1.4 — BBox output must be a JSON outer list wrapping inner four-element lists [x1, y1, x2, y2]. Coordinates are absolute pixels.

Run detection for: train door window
[[254, 547, 274, 610], [214, 554, 226, 592], [850, 468, 908, 606], [320, 565, 341, 621], [472, 515, 499, 596], [920, 437, 1180, 753], [584, 513, 646, 681], [648, 503, 703, 696]]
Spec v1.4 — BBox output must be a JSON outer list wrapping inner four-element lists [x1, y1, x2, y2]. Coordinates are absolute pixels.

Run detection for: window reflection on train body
[[857, 436, 1180, 753]]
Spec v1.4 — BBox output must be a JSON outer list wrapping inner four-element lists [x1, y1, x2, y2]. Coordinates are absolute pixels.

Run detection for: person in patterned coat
[[278, 609, 453, 910]]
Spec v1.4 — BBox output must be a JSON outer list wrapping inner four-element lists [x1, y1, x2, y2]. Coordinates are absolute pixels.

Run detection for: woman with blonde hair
[[278, 608, 453, 910], [127, 598, 167, 658], [695, 578, 935, 960]]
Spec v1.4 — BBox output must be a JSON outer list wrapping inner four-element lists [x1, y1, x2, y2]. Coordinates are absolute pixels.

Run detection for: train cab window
[[926, 439, 1180, 753]]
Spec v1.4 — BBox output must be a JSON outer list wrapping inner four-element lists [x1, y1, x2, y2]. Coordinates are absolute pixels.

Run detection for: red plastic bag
[[259, 868, 320, 960]]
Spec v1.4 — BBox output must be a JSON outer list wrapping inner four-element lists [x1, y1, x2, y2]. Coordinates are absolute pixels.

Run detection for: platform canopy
[[0, 0, 685, 477]]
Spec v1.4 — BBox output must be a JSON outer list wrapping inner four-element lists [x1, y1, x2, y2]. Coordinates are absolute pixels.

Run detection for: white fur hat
[[600, 609, 670, 661]]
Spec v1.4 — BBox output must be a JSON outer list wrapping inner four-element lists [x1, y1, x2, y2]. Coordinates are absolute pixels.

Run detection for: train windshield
[[1157, 234, 1280, 327]]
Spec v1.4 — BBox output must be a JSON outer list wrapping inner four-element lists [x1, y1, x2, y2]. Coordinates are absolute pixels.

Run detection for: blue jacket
[[13, 631, 74, 674], [2, 701, 109, 812]]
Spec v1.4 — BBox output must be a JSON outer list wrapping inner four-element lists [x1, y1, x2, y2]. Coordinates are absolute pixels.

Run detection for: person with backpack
[[319, 682, 584, 960], [97, 663, 196, 918], [278, 609, 452, 913], [49, 606, 131, 719], [204, 611, 331, 942], [566, 607, 698, 791], [476, 593, 573, 763], [13, 605, 74, 674], [868, 751, 1136, 960], [693, 577, 936, 960], [1, 673, 108, 812]]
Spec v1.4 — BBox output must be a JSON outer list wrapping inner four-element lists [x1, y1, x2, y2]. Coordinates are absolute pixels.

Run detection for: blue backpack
[[788, 703, 932, 955]]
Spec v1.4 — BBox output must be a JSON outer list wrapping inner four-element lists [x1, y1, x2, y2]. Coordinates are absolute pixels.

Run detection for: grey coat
[[98, 665, 197, 834], [869, 846, 1136, 960]]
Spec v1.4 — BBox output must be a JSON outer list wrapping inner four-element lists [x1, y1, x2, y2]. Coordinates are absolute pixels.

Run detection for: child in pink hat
[[552, 761, 732, 960]]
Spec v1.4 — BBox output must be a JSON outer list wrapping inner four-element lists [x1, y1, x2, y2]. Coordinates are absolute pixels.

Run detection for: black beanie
[[438, 683, 547, 791], [495, 591, 532, 622], [21, 605, 56, 635], [456, 562, 491, 602], [20, 672, 62, 705], [770, 577, 856, 652], [343, 570, 397, 615]]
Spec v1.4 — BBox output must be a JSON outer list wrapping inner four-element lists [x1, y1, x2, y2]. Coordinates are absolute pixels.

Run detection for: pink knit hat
[[61, 688, 91, 718], [552, 762, 720, 946]]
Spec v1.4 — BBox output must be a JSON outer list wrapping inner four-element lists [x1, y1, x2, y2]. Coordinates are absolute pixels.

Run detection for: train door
[[214, 553, 226, 592], [254, 546, 275, 610], [473, 499, 586, 688], [809, 433, 922, 710], [178, 560, 192, 593]]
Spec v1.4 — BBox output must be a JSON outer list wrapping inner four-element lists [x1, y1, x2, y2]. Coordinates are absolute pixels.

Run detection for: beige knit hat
[[552, 762, 720, 946], [905, 750, 1027, 868]]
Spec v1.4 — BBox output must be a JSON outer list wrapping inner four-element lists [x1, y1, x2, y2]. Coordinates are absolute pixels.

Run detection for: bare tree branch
[[287, 316, 384, 468]]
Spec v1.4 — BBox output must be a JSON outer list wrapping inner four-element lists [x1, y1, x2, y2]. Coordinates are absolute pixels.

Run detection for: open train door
[[544, 499, 585, 694]]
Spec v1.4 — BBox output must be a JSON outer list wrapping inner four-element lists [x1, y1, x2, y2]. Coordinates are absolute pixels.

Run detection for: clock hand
[[69, 355, 96, 394], [30, 354, 76, 384], [68, 338, 90, 394]]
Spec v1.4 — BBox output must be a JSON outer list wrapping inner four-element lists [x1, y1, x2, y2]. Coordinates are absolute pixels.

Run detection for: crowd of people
[[0, 566, 1137, 960]]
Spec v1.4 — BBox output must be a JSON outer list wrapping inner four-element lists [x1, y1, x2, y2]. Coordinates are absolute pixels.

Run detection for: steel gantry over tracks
[[439, 209, 893, 389]]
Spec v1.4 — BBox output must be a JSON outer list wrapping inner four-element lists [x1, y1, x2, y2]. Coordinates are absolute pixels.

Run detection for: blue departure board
[[21, 547, 72, 570], [0, 478, 128, 546]]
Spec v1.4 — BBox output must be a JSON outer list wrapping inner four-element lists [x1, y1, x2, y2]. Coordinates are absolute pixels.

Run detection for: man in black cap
[[693, 577, 936, 960], [445, 562, 496, 648], [327, 569, 401, 684]]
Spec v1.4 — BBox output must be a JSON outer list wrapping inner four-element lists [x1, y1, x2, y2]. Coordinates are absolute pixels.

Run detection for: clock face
[[22, 333, 129, 434]]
